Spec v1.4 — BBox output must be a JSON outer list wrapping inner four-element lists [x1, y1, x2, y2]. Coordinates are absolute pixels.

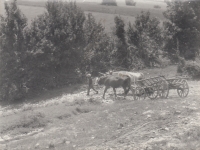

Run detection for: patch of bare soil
[[0, 79, 200, 150]]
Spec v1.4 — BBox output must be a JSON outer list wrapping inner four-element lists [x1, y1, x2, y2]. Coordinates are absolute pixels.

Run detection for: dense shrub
[[101, 0, 117, 6], [0, 0, 28, 101], [125, 0, 136, 6], [177, 56, 186, 74], [0, 1, 112, 102], [163, 0, 200, 62], [177, 56, 200, 80], [112, 11, 163, 69], [23, 1, 86, 91], [127, 11, 163, 67], [112, 16, 131, 69], [83, 13, 112, 76], [184, 61, 200, 80]]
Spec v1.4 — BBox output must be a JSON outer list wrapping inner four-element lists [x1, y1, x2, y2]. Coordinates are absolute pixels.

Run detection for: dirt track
[[0, 78, 200, 150]]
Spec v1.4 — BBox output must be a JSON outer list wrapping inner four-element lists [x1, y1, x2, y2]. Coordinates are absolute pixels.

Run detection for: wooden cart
[[132, 76, 168, 100], [132, 75, 189, 100]]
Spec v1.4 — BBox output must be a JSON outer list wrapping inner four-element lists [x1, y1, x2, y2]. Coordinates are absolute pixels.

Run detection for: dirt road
[[0, 78, 200, 150], [0, 66, 200, 150]]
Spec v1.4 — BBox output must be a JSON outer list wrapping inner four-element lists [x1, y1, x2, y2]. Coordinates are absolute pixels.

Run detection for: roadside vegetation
[[0, 0, 200, 103]]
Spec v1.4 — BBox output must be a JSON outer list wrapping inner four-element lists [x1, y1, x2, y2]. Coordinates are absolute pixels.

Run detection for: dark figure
[[86, 74, 98, 96]]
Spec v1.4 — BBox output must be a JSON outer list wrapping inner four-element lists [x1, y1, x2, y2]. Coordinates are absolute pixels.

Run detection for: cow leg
[[124, 87, 130, 95], [123, 86, 130, 99], [126, 81, 131, 94], [113, 88, 117, 99], [103, 86, 109, 99], [121, 87, 125, 99], [126, 86, 130, 95], [123, 87, 126, 95], [123, 86, 130, 95], [123, 87, 127, 99]]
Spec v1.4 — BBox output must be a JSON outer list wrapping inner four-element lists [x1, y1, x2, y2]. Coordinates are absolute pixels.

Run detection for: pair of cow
[[96, 71, 144, 99]]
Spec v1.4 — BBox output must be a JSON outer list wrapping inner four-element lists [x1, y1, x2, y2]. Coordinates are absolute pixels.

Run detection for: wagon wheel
[[158, 80, 169, 98], [177, 79, 189, 97], [148, 86, 158, 100], [134, 87, 146, 100]]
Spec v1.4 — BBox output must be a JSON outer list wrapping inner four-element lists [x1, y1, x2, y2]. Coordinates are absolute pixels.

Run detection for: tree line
[[0, 0, 199, 102]]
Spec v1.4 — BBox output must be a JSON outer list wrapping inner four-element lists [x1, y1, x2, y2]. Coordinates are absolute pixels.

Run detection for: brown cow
[[97, 75, 131, 99]]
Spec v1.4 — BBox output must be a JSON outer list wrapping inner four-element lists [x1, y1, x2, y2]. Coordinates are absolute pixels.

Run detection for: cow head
[[97, 76, 104, 85], [97, 74, 108, 85]]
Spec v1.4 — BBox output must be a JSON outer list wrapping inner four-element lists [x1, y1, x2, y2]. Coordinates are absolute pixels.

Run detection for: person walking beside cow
[[86, 73, 98, 96]]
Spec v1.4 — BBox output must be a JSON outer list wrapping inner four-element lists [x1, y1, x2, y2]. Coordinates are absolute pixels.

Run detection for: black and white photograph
[[0, 0, 200, 149]]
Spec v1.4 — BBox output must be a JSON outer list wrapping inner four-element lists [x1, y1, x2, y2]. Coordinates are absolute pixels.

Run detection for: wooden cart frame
[[163, 76, 189, 98], [132, 75, 189, 100]]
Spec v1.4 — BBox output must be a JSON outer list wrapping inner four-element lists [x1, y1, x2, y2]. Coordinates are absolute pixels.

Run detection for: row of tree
[[0, 0, 199, 102]]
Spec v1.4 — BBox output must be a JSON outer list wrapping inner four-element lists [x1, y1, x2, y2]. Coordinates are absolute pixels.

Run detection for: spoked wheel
[[148, 86, 158, 100], [177, 79, 189, 97], [158, 80, 169, 98], [134, 87, 146, 100]]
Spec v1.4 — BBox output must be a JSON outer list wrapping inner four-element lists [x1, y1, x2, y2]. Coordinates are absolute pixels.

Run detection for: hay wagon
[[132, 76, 169, 100], [132, 75, 189, 100]]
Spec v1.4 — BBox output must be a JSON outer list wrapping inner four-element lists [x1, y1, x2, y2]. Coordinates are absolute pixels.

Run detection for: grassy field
[[17, 0, 166, 19], [1, 65, 200, 150], [18, 5, 136, 33], [17, 0, 166, 33]]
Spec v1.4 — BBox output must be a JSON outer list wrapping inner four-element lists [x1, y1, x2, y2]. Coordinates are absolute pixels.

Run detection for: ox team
[[86, 71, 144, 99]]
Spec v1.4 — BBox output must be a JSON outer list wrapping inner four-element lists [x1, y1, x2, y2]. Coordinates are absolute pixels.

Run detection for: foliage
[[112, 11, 163, 69], [0, 0, 113, 102], [5, 0, 200, 101], [183, 61, 200, 80], [163, 0, 200, 62], [113, 16, 131, 68], [177, 55, 200, 80], [177, 55, 186, 74], [101, 0, 117, 6], [125, 0, 136, 6], [127, 11, 163, 67], [23, 1, 86, 92], [114, 16, 126, 45], [83, 13, 112, 76], [0, 0, 28, 101]]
